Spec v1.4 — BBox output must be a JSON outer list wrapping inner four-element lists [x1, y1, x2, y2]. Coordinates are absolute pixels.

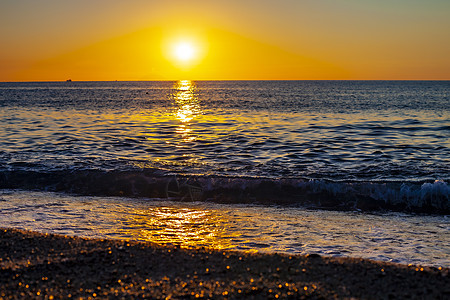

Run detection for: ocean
[[0, 80, 449, 267]]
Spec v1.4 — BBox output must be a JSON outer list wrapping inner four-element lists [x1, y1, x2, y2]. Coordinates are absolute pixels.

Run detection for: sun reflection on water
[[115, 205, 247, 251], [173, 80, 201, 124], [2, 191, 449, 267], [170, 80, 202, 146]]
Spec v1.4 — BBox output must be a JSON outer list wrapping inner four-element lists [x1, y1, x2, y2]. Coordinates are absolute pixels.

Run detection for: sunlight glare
[[161, 30, 208, 72], [174, 42, 195, 62]]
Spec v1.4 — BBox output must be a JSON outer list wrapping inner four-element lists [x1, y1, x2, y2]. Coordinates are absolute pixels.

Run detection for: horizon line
[[1, 79, 449, 83]]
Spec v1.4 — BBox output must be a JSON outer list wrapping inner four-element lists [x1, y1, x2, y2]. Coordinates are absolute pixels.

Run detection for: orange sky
[[1, 0, 449, 81]]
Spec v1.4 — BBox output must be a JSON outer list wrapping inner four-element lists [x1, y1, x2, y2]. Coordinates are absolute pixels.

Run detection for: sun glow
[[162, 32, 207, 73], [174, 42, 195, 62]]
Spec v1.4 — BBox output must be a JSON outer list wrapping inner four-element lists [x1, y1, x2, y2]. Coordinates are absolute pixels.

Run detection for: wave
[[0, 170, 448, 214]]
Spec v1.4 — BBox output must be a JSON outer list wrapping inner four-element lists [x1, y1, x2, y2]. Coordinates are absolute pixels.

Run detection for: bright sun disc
[[174, 42, 195, 62]]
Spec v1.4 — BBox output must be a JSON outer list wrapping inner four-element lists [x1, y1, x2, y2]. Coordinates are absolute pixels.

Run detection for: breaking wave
[[1, 170, 448, 214]]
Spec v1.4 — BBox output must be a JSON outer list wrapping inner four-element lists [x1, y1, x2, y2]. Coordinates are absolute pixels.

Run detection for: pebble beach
[[1, 228, 448, 299]]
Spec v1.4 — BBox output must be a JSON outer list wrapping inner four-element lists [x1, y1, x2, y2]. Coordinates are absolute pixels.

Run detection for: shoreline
[[1, 228, 448, 299]]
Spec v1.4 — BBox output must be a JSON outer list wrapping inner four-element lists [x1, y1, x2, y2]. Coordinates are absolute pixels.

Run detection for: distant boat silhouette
[[66, 79, 72, 82]]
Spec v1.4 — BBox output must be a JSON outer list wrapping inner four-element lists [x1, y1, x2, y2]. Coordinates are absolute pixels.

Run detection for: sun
[[162, 32, 207, 71], [174, 42, 195, 62]]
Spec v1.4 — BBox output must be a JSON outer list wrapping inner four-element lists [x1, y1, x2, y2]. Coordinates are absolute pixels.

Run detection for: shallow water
[[1, 190, 448, 268]]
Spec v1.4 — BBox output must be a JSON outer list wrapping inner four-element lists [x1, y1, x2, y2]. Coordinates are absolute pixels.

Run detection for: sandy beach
[[0, 228, 448, 299]]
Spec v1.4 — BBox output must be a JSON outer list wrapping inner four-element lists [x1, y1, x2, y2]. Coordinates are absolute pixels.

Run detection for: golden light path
[[173, 80, 201, 145], [120, 205, 247, 251], [174, 80, 200, 122]]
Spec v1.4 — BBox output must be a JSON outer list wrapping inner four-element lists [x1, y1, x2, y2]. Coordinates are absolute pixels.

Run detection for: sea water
[[0, 80, 449, 266]]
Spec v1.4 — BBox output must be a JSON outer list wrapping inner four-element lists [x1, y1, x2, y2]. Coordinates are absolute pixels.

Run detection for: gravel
[[0, 227, 448, 299]]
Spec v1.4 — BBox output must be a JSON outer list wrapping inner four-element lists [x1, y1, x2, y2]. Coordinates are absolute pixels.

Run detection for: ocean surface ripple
[[0, 80, 449, 213]]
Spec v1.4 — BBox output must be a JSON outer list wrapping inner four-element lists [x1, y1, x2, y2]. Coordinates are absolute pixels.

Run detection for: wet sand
[[0, 228, 448, 299]]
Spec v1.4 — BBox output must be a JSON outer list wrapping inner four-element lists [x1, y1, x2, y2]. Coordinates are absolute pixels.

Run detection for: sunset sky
[[1, 0, 449, 81]]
